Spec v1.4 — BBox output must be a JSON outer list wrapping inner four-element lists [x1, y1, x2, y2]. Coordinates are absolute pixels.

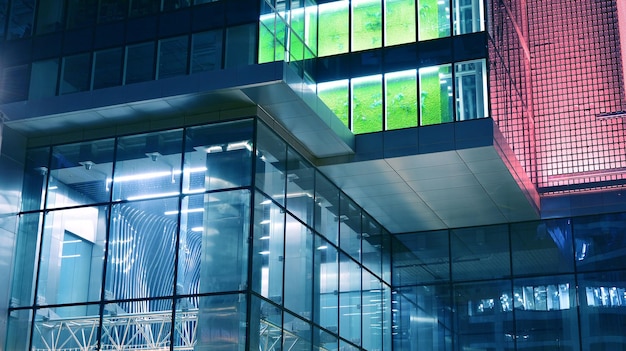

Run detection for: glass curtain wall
[[6, 118, 391, 351], [317, 59, 487, 133], [393, 213, 626, 351]]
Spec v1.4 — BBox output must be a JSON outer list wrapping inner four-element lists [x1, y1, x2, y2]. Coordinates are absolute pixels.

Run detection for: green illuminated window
[[384, 0, 416, 46], [419, 64, 453, 125], [318, 1, 349, 56], [305, 1, 318, 56], [352, 0, 382, 52], [259, 14, 277, 63], [385, 70, 418, 130], [317, 80, 350, 128], [418, 0, 450, 41], [352, 75, 383, 134]]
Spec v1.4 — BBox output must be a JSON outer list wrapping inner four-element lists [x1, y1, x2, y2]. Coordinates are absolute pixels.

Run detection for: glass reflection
[[37, 206, 107, 306], [286, 149, 315, 226], [112, 130, 183, 201], [106, 198, 179, 301], [252, 193, 285, 303], [419, 64, 453, 125], [47, 139, 115, 208], [32, 304, 100, 351], [314, 234, 339, 331]]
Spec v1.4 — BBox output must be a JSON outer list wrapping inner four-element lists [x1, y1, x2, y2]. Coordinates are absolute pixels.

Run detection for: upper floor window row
[[258, 0, 485, 62], [0, 25, 254, 103], [0, 0, 218, 40]]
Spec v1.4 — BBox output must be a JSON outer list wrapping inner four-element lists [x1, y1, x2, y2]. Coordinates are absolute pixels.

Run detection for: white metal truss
[[33, 309, 319, 351], [33, 310, 197, 351]]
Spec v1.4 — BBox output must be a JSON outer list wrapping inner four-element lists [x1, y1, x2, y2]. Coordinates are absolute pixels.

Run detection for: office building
[[0, 0, 625, 350]]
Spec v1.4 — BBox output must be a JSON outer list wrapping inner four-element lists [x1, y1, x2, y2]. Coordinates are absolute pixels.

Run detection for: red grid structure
[[491, 0, 626, 193]]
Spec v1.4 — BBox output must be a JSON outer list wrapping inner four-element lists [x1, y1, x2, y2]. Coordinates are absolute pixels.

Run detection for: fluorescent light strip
[[126, 191, 180, 201], [164, 208, 204, 215], [107, 167, 207, 184]]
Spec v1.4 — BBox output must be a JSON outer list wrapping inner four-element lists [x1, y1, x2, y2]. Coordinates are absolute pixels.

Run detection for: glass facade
[[393, 214, 626, 351], [6, 118, 392, 351], [317, 59, 488, 133]]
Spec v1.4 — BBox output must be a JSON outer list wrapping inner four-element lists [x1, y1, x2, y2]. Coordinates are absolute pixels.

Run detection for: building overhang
[[316, 119, 540, 232], [1, 62, 538, 233], [0, 62, 354, 157]]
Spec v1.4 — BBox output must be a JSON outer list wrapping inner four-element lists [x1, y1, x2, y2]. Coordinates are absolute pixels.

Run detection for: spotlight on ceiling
[[145, 152, 162, 162], [79, 161, 95, 170]]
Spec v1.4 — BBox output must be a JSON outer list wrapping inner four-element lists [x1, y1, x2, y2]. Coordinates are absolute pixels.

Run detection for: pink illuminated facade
[[491, 0, 626, 193]]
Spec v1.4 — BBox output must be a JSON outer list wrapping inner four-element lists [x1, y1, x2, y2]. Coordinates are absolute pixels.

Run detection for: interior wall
[[0, 125, 27, 349]]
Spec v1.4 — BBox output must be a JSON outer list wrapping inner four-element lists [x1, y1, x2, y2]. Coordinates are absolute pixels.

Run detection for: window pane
[[340, 194, 361, 261], [0, 0, 7, 38], [451, 224, 510, 281], [163, 0, 191, 11], [453, 0, 484, 35], [256, 122, 288, 206], [385, 69, 417, 130], [225, 24, 256, 68], [454, 280, 514, 350], [259, 15, 277, 63], [579, 271, 626, 350], [35, 0, 64, 34], [93, 48, 123, 89], [47, 139, 115, 208], [361, 213, 382, 277], [10, 213, 42, 308], [286, 149, 315, 226], [130, 0, 160, 17], [290, 6, 306, 60], [455, 59, 487, 121], [60, 53, 92, 95], [339, 253, 361, 346], [66, 0, 98, 29], [252, 193, 285, 302], [196, 294, 248, 350], [200, 190, 249, 293], [98, 0, 128, 23], [314, 172, 339, 245], [392, 230, 449, 286], [305, 0, 317, 56], [417, 0, 450, 41], [574, 212, 626, 272], [283, 214, 313, 319], [318, 1, 349, 57], [20, 148, 50, 212], [101, 299, 173, 348], [419, 64, 452, 125], [352, 0, 382, 52], [158, 36, 189, 79], [112, 129, 183, 201], [384, 0, 415, 46], [510, 219, 575, 276], [352, 74, 383, 133], [29, 60, 59, 99], [362, 271, 382, 351], [314, 234, 338, 331], [1, 65, 29, 103], [125, 42, 155, 84], [106, 199, 179, 300], [32, 304, 100, 350], [184, 120, 253, 193], [7, 0, 34, 39], [192, 30, 223, 73], [317, 80, 349, 129], [37, 207, 107, 306], [513, 276, 578, 349], [6, 309, 32, 351]]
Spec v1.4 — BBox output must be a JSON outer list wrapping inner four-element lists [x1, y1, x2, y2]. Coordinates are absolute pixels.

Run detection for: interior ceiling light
[[79, 161, 95, 170], [107, 167, 207, 183], [145, 152, 162, 162]]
